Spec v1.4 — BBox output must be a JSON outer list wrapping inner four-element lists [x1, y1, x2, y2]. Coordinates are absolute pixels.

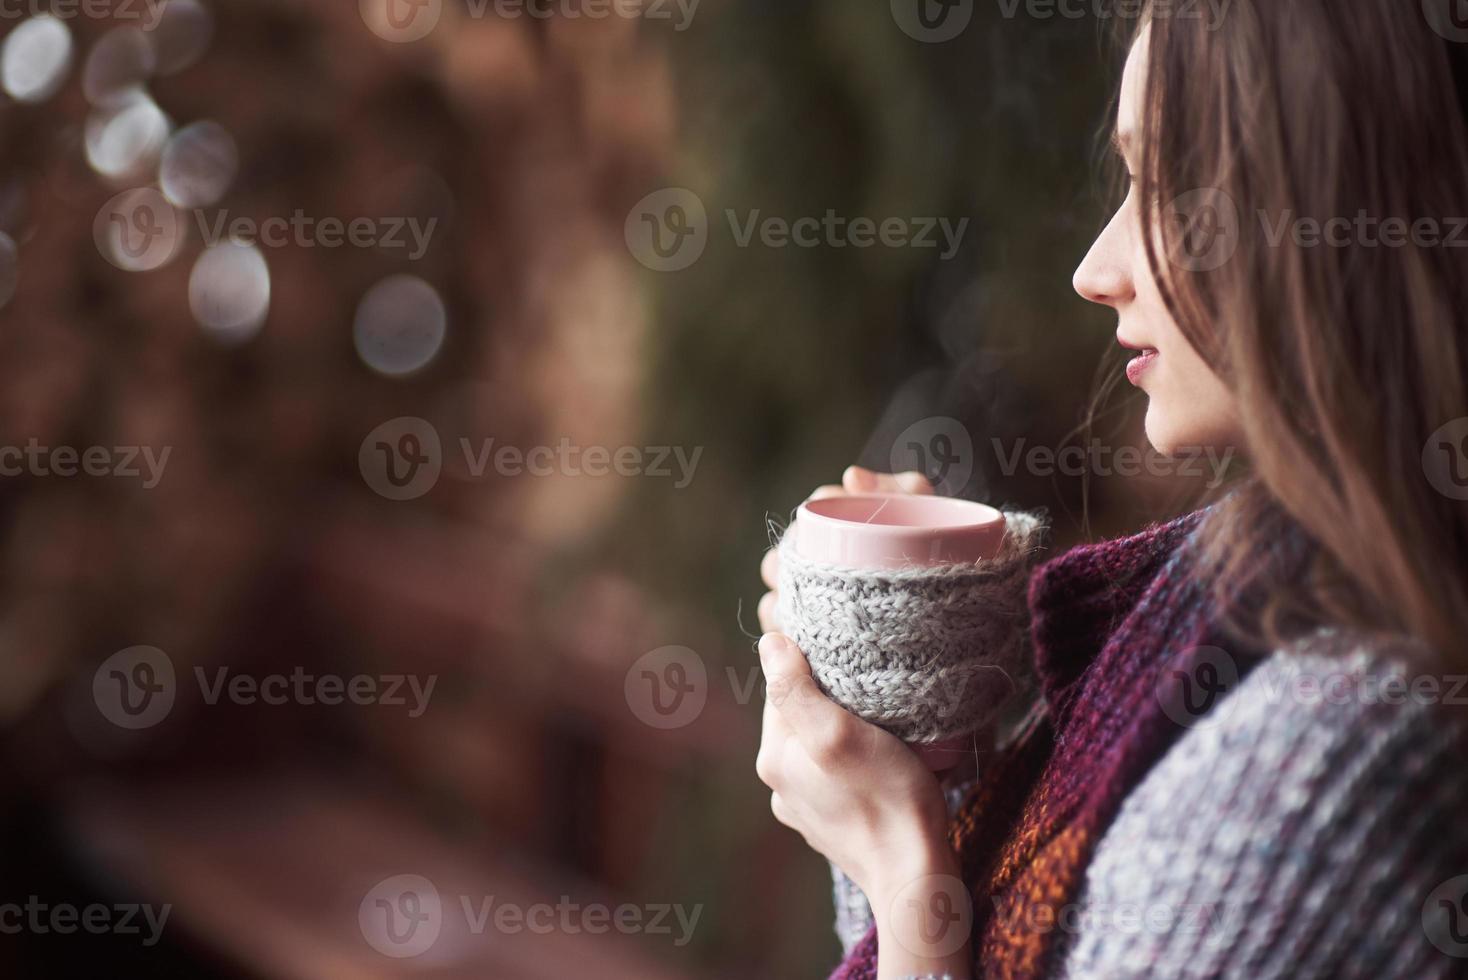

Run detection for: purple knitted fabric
[[827, 510, 1468, 979]]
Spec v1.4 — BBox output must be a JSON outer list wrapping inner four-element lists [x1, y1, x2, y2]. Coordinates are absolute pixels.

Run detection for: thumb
[[759, 633, 847, 745]]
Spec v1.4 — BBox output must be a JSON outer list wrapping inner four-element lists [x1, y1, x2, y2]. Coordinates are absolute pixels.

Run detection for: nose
[[1073, 210, 1134, 308]]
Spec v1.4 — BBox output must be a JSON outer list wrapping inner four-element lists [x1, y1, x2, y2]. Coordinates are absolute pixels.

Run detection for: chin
[[1142, 401, 1197, 456], [1143, 398, 1239, 456]]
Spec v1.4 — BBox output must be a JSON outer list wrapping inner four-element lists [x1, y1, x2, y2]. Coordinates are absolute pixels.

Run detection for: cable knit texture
[[776, 510, 1046, 744], [828, 510, 1468, 979]]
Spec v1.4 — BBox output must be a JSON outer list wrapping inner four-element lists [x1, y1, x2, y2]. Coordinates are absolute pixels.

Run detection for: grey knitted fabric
[[776, 509, 1046, 745], [776, 508, 1047, 957], [1059, 632, 1468, 980]]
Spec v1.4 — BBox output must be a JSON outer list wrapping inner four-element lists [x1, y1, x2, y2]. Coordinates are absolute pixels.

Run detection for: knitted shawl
[[831, 510, 1248, 980]]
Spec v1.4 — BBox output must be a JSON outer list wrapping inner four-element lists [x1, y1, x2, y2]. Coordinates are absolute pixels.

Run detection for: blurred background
[[0, 1, 1216, 976]]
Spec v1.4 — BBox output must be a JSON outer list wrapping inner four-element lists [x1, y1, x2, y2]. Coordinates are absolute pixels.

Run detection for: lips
[[1124, 348, 1158, 385], [1118, 334, 1157, 385]]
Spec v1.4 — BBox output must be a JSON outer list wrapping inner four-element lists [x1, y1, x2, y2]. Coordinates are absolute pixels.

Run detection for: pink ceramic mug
[[791, 492, 1007, 772]]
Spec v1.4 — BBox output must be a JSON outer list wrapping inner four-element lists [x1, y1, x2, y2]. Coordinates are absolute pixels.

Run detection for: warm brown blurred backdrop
[[0, 1, 1218, 977]]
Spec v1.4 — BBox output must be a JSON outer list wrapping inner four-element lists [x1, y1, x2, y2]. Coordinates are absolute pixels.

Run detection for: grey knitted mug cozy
[[775, 506, 1047, 955], [775, 508, 1045, 744]]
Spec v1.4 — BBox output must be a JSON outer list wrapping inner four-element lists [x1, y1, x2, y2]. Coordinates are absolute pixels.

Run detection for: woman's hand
[[755, 632, 972, 977], [755, 631, 951, 893]]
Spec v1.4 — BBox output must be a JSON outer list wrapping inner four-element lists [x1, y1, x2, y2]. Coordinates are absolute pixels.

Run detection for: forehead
[[1117, 25, 1151, 136]]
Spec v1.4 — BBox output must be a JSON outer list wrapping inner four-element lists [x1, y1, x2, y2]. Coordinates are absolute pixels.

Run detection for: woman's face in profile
[[1072, 25, 1242, 458]]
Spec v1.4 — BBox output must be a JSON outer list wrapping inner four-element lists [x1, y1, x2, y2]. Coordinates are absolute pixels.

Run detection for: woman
[[756, 3, 1468, 978]]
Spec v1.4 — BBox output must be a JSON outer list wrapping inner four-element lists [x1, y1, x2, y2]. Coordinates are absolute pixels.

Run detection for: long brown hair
[[1132, 1, 1468, 662]]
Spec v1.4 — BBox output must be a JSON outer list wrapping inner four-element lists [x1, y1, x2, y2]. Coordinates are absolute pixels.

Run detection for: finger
[[843, 465, 878, 493], [760, 633, 853, 760], [807, 484, 846, 501], [763, 695, 786, 786], [769, 791, 793, 828], [757, 591, 780, 633], [760, 547, 780, 590], [844, 468, 935, 496], [894, 470, 936, 494], [756, 686, 793, 787], [763, 687, 792, 739]]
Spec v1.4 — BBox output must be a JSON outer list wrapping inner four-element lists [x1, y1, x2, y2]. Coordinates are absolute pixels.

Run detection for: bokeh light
[[0, 15, 72, 104], [353, 275, 447, 376], [189, 241, 271, 344], [160, 120, 237, 208]]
